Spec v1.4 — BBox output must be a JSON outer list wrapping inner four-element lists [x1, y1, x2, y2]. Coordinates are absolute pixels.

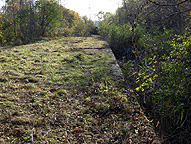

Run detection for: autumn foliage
[[0, 0, 92, 46]]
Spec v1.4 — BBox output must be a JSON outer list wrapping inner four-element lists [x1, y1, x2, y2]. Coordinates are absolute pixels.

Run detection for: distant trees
[[62, 7, 79, 28], [0, 0, 98, 46], [0, 0, 80, 46], [73, 16, 98, 36], [35, 0, 63, 36]]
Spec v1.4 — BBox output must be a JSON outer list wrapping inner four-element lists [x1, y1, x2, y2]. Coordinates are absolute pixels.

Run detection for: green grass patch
[[0, 36, 158, 143]]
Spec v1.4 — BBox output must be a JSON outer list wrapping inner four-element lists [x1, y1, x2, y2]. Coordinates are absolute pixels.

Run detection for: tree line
[[98, 0, 191, 143], [0, 0, 97, 46]]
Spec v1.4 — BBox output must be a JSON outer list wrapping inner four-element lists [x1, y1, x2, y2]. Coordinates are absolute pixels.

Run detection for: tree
[[141, 0, 191, 33], [0, 0, 67, 45], [35, 0, 62, 36], [62, 7, 79, 28]]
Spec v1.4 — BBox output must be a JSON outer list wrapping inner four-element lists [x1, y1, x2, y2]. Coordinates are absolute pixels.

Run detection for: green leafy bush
[[99, 23, 147, 60], [101, 18, 191, 142], [124, 32, 191, 143], [73, 18, 97, 37], [155, 34, 191, 142], [98, 1, 191, 142]]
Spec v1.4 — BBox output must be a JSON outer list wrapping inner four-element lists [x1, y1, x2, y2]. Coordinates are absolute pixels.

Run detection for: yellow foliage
[[0, 14, 4, 29], [135, 87, 140, 92]]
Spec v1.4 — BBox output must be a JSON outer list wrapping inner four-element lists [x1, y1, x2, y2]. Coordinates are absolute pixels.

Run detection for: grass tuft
[[0, 36, 159, 143]]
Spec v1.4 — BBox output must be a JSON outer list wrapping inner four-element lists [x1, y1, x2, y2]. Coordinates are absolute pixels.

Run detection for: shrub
[[99, 23, 147, 60], [124, 32, 191, 143], [62, 28, 73, 36], [73, 18, 97, 37]]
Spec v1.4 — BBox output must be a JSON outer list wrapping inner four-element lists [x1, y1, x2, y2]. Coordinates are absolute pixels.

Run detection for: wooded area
[[0, 0, 97, 46]]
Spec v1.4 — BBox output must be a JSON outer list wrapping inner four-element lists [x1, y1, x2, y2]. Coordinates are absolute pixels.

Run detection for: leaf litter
[[0, 35, 160, 143]]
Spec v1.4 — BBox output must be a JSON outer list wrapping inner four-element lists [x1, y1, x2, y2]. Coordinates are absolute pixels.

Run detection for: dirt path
[[0, 35, 160, 143]]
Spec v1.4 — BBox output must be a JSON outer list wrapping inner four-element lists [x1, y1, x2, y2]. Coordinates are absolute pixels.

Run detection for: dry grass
[[0, 35, 159, 143]]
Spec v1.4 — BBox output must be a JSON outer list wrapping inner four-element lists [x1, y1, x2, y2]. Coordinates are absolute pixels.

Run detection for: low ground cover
[[0, 35, 159, 143]]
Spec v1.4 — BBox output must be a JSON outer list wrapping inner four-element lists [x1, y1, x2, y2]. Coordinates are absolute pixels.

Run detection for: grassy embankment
[[0, 35, 159, 143]]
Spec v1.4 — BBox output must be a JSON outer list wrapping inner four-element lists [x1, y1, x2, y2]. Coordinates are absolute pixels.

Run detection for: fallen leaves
[[0, 36, 160, 143]]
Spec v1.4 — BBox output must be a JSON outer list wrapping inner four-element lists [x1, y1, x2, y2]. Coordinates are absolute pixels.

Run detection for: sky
[[0, 0, 122, 21], [63, 0, 122, 21]]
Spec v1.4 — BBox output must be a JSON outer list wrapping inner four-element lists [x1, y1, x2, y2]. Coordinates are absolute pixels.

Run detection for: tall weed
[[125, 32, 191, 143], [99, 20, 191, 142]]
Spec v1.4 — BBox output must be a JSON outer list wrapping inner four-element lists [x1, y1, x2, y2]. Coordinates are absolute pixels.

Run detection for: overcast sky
[[0, 0, 122, 21], [63, 0, 122, 20]]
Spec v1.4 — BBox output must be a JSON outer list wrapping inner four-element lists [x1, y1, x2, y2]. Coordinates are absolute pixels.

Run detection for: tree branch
[[142, 5, 161, 21], [147, 0, 189, 7], [152, 8, 191, 23]]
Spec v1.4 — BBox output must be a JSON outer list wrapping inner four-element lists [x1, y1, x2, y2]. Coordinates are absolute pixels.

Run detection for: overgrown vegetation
[[73, 16, 98, 37], [98, 0, 191, 143], [0, 36, 159, 143]]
